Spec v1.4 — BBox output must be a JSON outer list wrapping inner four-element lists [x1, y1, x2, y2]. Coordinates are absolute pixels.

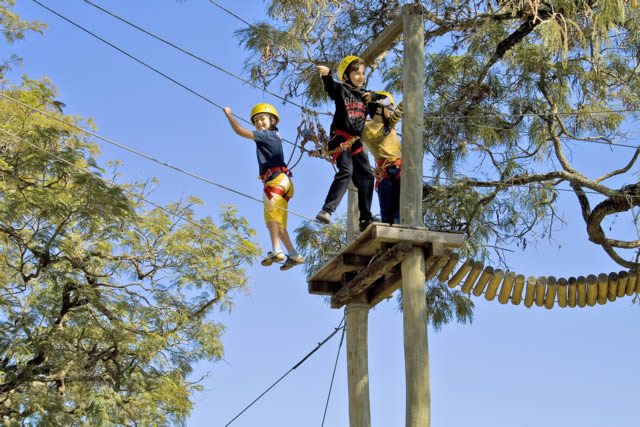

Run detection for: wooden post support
[[345, 296, 371, 427], [399, 4, 428, 427], [627, 269, 638, 296], [607, 272, 618, 302], [597, 273, 608, 305], [586, 274, 598, 306], [544, 276, 556, 309], [461, 262, 483, 294], [616, 271, 628, 298], [524, 276, 536, 308], [472, 266, 494, 297], [345, 185, 371, 426], [557, 278, 568, 308], [448, 259, 472, 288], [484, 269, 504, 301], [567, 277, 577, 308], [497, 271, 516, 304], [511, 274, 525, 305], [578, 276, 588, 307], [535, 276, 546, 307]]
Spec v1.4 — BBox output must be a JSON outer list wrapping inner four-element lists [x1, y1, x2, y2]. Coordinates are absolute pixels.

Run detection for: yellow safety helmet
[[250, 103, 280, 125], [375, 91, 395, 108], [337, 55, 364, 82]]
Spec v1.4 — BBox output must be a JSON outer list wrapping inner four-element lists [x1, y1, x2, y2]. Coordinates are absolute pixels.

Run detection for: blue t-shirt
[[252, 130, 286, 176]]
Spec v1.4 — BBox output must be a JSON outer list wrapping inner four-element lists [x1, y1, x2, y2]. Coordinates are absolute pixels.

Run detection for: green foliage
[[294, 215, 348, 277], [238, 1, 640, 267], [0, 0, 47, 44], [0, 77, 259, 425]]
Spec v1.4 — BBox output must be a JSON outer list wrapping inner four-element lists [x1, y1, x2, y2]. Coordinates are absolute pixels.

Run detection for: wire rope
[[82, 0, 330, 117], [30, 0, 302, 147], [0, 92, 321, 223], [320, 318, 346, 427], [0, 127, 269, 261], [224, 318, 346, 426]]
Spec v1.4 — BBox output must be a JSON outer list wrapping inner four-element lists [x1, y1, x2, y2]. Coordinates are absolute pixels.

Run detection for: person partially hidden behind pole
[[361, 91, 403, 225]]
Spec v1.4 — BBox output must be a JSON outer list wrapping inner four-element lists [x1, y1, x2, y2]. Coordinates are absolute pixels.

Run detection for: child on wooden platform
[[222, 103, 304, 271], [361, 92, 403, 225], [314, 55, 381, 232]]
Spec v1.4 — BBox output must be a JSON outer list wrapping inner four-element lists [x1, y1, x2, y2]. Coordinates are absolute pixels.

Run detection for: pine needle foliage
[[238, 0, 640, 268]]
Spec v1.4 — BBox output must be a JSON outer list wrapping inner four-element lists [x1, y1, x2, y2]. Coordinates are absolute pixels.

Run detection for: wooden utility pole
[[345, 186, 371, 426], [399, 4, 429, 427]]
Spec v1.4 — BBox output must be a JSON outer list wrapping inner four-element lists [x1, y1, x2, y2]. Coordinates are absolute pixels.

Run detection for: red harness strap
[[331, 130, 363, 162], [374, 158, 402, 190], [260, 166, 292, 182], [264, 185, 291, 202]]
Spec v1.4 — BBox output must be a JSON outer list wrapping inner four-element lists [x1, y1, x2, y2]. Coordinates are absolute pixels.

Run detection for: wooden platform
[[308, 223, 465, 308]]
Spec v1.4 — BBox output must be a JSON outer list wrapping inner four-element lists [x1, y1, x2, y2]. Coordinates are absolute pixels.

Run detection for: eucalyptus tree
[[238, 0, 640, 269], [0, 4, 259, 424]]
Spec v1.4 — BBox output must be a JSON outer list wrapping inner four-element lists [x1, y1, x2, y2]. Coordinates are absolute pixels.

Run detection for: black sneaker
[[359, 219, 374, 232]]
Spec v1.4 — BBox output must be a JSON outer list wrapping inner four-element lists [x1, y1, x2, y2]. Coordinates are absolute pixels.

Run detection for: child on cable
[[222, 103, 304, 270], [361, 92, 403, 225], [314, 56, 379, 232]]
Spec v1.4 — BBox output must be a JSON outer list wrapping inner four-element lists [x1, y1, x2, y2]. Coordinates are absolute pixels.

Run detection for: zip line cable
[[207, 0, 254, 28], [82, 0, 330, 117], [0, 93, 320, 223], [30, 0, 303, 148], [224, 317, 346, 427], [320, 320, 346, 427], [0, 127, 270, 262], [30, 1, 640, 151], [81, 0, 640, 128]]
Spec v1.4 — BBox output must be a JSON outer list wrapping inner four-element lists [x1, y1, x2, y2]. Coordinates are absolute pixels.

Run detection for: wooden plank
[[544, 276, 557, 309], [577, 276, 588, 307], [437, 252, 460, 282], [607, 272, 618, 302], [360, 15, 403, 65], [331, 242, 411, 308], [586, 274, 598, 306], [498, 271, 516, 304], [372, 225, 464, 248], [340, 253, 371, 271], [484, 269, 504, 301], [597, 273, 608, 305], [511, 274, 525, 305], [524, 276, 536, 308], [627, 269, 638, 296], [472, 266, 494, 297], [309, 280, 342, 295], [567, 277, 577, 308], [557, 278, 568, 308], [448, 259, 472, 288], [367, 267, 402, 307], [461, 262, 483, 294], [535, 276, 546, 307], [616, 271, 628, 298], [425, 252, 451, 280]]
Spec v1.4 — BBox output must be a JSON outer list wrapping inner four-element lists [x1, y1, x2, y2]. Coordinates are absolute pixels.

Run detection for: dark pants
[[377, 166, 401, 224], [322, 136, 374, 222]]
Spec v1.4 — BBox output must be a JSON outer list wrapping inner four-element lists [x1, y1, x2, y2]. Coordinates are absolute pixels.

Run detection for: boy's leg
[[321, 148, 353, 214], [392, 175, 401, 224], [351, 151, 374, 223], [378, 177, 393, 224]]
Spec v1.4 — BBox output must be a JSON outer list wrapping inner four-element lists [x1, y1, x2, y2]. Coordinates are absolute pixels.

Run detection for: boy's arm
[[318, 65, 338, 98], [390, 101, 403, 125], [223, 107, 254, 140]]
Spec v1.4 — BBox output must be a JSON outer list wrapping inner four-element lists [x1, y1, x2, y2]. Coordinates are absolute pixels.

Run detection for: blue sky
[[6, 1, 640, 426]]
